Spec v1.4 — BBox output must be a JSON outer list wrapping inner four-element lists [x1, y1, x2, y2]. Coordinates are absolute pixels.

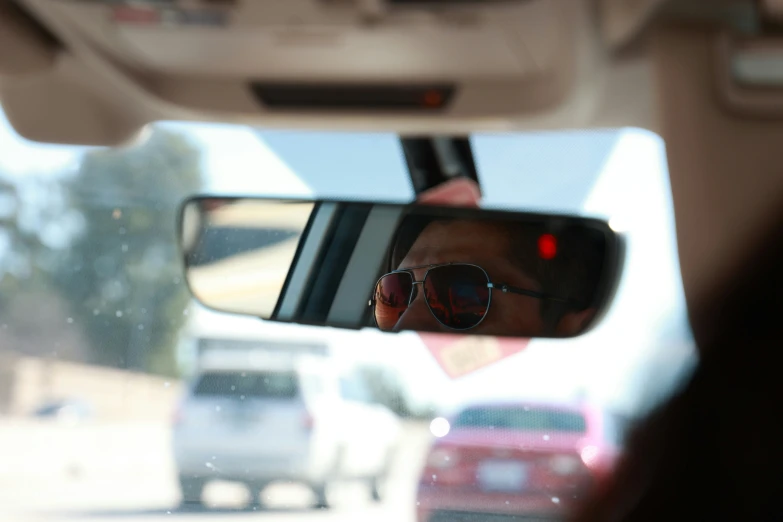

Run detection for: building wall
[[5, 354, 183, 422]]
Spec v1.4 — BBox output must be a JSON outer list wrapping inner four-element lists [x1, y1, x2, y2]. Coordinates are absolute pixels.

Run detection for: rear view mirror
[[178, 197, 623, 338]]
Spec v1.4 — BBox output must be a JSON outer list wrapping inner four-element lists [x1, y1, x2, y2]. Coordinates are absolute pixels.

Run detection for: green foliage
[[51, 128, 205, 375], [0, 179, 43, 312]]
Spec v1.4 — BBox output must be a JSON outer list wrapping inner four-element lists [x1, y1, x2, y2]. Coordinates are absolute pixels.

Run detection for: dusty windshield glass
[[0, 111, 695, 521], [193, 372, 299, 399], [452, 407, 587, 433]]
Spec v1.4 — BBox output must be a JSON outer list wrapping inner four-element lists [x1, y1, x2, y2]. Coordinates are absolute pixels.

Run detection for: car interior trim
[[275, 202, 340, 322], [326, 204, 406, 328]]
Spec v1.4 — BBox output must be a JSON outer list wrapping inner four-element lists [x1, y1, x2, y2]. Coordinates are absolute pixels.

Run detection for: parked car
[[416, 401, 623, 522], [172, 354, 401, 508], [32, 398, 93, 424]]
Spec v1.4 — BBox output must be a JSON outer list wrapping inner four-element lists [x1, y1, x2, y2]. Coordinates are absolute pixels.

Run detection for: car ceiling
[[4, 0, 783, 353]]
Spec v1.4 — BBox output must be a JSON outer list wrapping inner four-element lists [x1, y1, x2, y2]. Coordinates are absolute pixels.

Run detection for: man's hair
[[390, 213, 607, 331]]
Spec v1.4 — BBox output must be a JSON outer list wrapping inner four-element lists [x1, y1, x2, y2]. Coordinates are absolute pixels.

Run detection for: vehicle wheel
[[313, 483, 331, 510], [370, 475, 385, 502], [312, 445, 344, 509], [178, 475, 206, 509], [370, 447, 395, 502], [245, 482, 267, 511]]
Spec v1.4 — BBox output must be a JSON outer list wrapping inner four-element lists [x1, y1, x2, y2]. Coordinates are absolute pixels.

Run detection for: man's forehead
[[403, 220, 510, 262]]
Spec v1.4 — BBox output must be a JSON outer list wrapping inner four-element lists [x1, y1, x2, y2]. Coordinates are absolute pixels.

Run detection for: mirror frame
[[177, 195, 626, 338]]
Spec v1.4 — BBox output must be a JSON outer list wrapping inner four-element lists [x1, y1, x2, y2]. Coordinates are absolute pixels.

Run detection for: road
[[0, 419, 433, 522]]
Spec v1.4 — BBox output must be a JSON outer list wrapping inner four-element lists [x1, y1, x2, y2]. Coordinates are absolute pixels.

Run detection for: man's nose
[[393, 290, 442, 332]]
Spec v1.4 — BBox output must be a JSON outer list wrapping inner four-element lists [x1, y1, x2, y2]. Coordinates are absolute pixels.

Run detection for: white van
[[173, 307, 401, 508]]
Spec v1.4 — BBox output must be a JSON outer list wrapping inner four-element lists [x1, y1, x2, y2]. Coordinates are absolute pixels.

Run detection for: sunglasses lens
[[374, 272, 414, 331], [424, 265, 490, 330]]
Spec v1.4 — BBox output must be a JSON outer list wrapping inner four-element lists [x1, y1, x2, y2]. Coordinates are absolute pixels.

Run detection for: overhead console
[[0, 0, 652, 145]]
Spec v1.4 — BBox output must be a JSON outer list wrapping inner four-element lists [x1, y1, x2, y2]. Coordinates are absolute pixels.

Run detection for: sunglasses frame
[[369, 262, 572, 331]]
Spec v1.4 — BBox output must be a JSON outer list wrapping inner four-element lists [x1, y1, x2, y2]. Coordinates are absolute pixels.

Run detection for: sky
[[0, 110, 694, 417]]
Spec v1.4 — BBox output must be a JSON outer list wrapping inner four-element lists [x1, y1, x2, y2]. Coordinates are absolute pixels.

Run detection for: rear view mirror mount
[[178, 197, 624, 339]]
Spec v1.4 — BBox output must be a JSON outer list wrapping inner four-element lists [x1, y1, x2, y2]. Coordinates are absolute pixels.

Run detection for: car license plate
[[476, 460, 529, 492], [232, 407, 262, 425]]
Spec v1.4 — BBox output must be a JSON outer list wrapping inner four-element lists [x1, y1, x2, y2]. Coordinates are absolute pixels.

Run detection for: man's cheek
[[506, 301, 544, 333]]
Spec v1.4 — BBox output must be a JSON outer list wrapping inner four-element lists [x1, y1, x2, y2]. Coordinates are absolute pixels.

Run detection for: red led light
[[111, 6, 161, 24], [538, 234, 557, 260], [422, 90, 444, 108]]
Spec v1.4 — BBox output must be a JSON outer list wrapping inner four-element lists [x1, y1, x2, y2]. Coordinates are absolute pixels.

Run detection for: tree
[[0, 173, 81, 312], [52, 128, 205, 375], [0, 177, 22, 306]]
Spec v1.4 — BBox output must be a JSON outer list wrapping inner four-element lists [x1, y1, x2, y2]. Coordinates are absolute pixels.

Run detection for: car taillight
[[580, 445, 600, 469], [426, 447, 459, 469], [549, 454, 582, 475]]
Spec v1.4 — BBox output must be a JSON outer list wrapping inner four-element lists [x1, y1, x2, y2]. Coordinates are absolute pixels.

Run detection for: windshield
[[452, 407, 587, 433], [193, 371, 299, 399], [0, 110, 695, 520]]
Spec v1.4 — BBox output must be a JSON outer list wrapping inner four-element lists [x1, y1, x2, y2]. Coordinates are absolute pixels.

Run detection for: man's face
[[393, 220, 546, 336]]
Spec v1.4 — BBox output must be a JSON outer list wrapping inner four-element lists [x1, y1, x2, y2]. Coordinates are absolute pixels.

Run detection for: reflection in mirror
[[180, 198, 314, 318], [382, 212, 609, 338], [179, 197, 621, 339]]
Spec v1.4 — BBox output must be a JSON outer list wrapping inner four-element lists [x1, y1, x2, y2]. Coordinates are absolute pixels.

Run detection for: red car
[[416, 401, 623, 522]]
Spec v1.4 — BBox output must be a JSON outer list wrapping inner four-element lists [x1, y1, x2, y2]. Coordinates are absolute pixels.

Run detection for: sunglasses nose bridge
[[409, 280, 424, 305]]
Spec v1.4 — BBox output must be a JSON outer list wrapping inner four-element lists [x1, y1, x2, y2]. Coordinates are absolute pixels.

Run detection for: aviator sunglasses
[[370, 262, 573, 332]]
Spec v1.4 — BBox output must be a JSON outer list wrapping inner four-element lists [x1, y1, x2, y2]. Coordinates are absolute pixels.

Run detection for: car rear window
[[193, 371, 299, 399], [452, 407, 587, 433]]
